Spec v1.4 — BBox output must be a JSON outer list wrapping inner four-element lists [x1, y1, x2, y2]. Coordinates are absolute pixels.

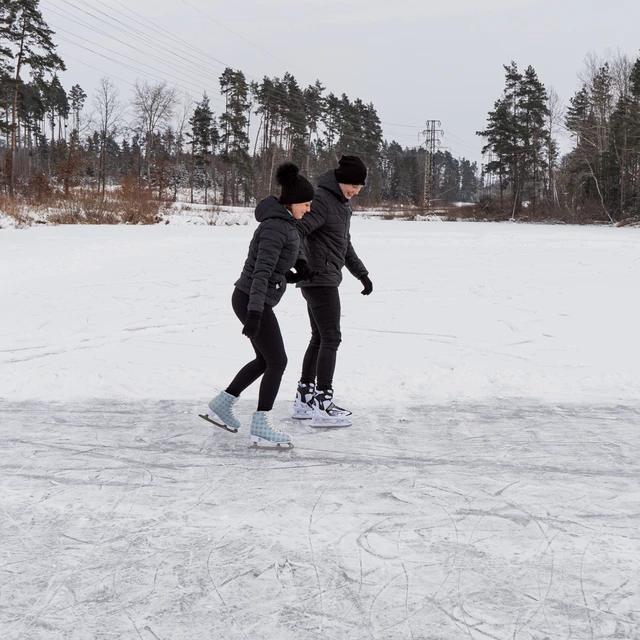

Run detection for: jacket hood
[[317, 170, 347, 203], [255, 195, 295, 223]]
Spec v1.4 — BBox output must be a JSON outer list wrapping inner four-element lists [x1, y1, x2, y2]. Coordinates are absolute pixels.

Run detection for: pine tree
[[478, 62, 551, 217], [460, 159, 479, 202], [322, 92, 341, 156], [282, 72, 307, 167], [16, 80, 44, 160], [69, 84, 86, 132], [0, 11, 13, 138], [630, 57, 640, 213], [478, 97, 514, 208], [57, 127, 82, 196], [519, 66, 549, 213], [187, 93, 217, 204], [303, 80, 325, 174], [219, 68, 250, 205], [1, 0, 65, 194], [435, 151, 461, 202]]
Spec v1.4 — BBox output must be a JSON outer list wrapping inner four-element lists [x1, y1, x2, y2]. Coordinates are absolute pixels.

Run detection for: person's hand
[[286, 259, 314, 283], [242, 311, 262, 339], [360, 275, 373, 296], [285, 269, 299, 283], [294, 259, 314, 282]]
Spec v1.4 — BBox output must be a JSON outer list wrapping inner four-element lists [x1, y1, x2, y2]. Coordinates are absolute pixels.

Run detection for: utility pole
[[421, 120, 443, 210]]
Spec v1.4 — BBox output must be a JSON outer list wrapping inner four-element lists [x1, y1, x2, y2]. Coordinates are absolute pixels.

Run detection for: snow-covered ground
[[1, 220, 640, 639]]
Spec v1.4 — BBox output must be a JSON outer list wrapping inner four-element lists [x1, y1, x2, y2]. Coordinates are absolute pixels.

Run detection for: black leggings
[[300, 286, 342, 390], [225, 288, 287, 412]]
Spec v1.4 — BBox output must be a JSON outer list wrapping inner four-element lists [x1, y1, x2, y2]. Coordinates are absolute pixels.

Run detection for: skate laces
[[227, 397, 239, 421], [264, 412, 286, 435]]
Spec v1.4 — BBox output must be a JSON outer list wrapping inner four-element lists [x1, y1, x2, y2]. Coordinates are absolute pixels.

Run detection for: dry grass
[[175, 203, 223, 225], [0, 194, 33, 227], [2, 181, 164, 226]]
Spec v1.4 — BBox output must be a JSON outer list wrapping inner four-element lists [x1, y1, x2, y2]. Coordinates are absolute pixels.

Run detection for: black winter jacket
[[234, 196, 300, 312], [296, 170, 368, 288]]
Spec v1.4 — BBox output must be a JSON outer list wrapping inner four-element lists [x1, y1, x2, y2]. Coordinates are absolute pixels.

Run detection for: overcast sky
[[41, 0, 640, 165]]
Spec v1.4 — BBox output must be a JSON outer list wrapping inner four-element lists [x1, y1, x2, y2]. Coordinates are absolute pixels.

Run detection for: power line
[[46, 0, 435, 152], [43, 0, 226, 102], [43, 0, 479, 164], [61, 52, 133, 87], [54, 33, 216, 98], [381, 121, 425, 128], [79, 0, 232, 73], [180, 0, 301, 73], [47, 0, 324, 119], [50, 22, 221, 98], [62, 0, 427, 135]]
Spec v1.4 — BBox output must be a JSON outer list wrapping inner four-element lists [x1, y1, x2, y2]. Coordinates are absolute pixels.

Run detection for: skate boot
[[309, 389, 352, 428], [291, 381, 315, 419], [249, 411, 293, 450], [199, 390, 241, 433]]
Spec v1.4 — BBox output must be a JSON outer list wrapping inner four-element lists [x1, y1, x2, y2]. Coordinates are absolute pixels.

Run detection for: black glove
[[360, 275, 373, 296], [285, 269, 300, 284], [295, 259, 314, 282], [242, 310, 262, 339], [285, 259, 314, 284]]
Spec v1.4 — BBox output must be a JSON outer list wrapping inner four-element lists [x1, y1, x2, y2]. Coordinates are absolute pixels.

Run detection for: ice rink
[[2, 399, 639, 639], [2, 219, 640, 638]]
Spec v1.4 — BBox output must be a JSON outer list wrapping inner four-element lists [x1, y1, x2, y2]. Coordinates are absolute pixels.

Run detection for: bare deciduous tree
[[546, 86, 564, 203], [173, 92, 193, 201], [132, 80, 178, 184], [93, 77, 125, 198]]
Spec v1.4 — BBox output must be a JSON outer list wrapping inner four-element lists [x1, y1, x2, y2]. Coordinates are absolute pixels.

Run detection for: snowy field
[[1, 219, 640, 639]]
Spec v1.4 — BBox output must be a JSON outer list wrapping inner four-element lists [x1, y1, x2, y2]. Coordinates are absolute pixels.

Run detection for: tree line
[[0, 0, 477, 209], [478, 54, 640, 222], [2, 1, 639, 221]]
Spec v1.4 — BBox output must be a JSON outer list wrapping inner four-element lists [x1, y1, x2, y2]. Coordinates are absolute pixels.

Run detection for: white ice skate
[[249, 411, 294, 450], [291, 381, 315, 419], [309, 389, 352, 428], [199, 391, 241, 433]]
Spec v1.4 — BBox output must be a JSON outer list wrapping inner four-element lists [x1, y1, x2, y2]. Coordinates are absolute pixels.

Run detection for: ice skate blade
[[249, 436, 294, 450], [198, 413, 238, 433], [309, 418, 352, 428]]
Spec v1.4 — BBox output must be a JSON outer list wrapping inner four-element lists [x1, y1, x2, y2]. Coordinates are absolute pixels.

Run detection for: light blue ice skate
[[199, 391, 241, 432], [249, 411, 293, 450]]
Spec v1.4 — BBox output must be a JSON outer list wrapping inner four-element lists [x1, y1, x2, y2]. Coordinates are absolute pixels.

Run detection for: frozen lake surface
[[2, 399, 639, 639], [1, 219, 640, 638]]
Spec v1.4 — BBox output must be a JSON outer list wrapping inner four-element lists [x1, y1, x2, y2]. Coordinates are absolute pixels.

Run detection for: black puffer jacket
[[234, 196, 300, 312], [296, 169, 368, 288]]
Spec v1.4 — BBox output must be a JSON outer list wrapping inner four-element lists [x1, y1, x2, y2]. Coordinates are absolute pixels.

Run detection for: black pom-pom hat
[[276, 162, 314, 205]]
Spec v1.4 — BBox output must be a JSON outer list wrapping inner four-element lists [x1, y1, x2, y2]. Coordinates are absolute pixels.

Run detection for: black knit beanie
[[334, 155, 367, 185], [276, 162, 314, 205]]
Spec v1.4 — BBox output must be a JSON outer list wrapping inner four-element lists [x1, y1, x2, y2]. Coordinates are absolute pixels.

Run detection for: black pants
[[225, 288, 287, 412], [300, 286, 342, 390]]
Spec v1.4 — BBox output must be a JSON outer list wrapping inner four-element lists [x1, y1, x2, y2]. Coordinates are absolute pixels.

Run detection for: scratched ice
[[2, 400, 639, 639], [1, 220, 640, 639]]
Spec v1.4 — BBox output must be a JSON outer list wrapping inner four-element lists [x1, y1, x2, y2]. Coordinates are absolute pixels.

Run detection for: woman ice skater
[[200, 163, 314, 449]]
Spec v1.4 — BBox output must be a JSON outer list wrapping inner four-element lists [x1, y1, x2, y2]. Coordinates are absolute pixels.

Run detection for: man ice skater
[[291, 155, 373, 427]]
